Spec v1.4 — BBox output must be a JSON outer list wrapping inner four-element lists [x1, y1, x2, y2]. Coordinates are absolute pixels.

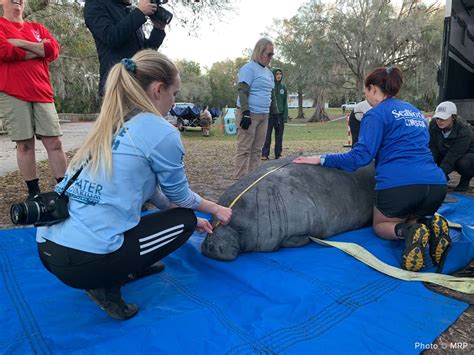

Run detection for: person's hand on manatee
[[293, 155, 321, 165], [214, 205, 232, 225], [196, 218, 213, 234]]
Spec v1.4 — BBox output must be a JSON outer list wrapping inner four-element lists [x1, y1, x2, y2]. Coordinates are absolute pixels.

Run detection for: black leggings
[[38, 208, 197, 290], [453, 153, 474, 179]]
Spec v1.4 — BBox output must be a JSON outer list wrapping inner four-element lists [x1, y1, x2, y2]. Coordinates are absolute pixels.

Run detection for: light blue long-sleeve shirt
[[37, 112, 201, 254]]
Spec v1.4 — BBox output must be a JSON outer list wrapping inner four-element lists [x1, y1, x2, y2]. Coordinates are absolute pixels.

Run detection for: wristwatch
[[320, 154, 327, 166]]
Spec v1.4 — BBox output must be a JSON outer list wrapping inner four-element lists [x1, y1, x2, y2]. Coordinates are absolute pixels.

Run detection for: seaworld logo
[[391, 109, 426, 128]]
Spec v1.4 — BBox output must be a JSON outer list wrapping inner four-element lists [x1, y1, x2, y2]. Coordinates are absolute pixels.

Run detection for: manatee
[[201, 157, 375, 261]]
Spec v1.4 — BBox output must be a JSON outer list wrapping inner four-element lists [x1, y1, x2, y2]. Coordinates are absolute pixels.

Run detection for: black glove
[[240, 110, 251, 130]]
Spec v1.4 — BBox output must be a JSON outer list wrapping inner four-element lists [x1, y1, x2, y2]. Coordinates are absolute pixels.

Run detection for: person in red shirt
[[0, 0, 67, 199]]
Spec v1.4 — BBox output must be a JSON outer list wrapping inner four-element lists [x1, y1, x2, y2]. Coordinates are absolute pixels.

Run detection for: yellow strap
[[309, 237, 474, 294]]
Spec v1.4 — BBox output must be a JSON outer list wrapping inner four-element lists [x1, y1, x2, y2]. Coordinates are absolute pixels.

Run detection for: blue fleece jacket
[[324, 98, 446, 190]]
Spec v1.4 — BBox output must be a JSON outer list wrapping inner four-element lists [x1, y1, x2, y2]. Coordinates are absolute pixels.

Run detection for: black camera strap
[[58, 167, 83, 198]]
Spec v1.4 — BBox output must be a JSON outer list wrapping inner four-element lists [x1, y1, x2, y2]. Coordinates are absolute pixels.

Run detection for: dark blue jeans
[[262, 114, 285, 158]]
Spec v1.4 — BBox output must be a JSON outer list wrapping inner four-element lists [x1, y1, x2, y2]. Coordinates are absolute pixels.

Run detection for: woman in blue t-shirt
[[294, 67, 450, 272], [36, 50, 232, 320], [234, 38, 277, 179]]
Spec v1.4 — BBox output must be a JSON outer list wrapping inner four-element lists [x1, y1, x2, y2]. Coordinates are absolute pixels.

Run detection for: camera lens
[[10, 201, 42, 225]]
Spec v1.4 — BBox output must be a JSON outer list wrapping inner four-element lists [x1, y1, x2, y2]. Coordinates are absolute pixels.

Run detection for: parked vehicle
[[438, 0, 474, 124], [341, 102, 357, 111], [165, 103, 221, 131]]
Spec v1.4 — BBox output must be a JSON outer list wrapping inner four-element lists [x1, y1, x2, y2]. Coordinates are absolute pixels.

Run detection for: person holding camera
[[234, 38, 278, 179], [35, 50, 232, 320], [429, 101, 474, 192], [84, 0, 169, 96], [0, 0, 67, 199]]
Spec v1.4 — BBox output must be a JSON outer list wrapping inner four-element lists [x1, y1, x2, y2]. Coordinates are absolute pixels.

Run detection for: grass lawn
[[288, 107, 345, 119], [179, 117, 351, 156]]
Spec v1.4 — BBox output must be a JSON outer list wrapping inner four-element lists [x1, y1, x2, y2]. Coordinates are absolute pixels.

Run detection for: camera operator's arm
[[84, 0, 152, 48], [147, 19, 166, 49]]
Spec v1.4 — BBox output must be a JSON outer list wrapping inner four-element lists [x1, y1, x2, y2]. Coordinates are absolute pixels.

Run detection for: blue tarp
[[0, 194, 472, 353], [170, 106, 200, 120]]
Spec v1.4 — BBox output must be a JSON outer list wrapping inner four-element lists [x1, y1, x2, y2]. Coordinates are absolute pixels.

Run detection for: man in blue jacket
[[84, 0, 167, 96]]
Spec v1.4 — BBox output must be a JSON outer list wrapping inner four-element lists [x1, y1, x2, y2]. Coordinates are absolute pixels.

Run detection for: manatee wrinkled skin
[[201, 157, 375, 261]]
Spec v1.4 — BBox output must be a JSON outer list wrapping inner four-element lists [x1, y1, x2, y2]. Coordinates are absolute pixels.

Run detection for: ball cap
[[433, 101, 457, 120], [354, 100, 372, 121]]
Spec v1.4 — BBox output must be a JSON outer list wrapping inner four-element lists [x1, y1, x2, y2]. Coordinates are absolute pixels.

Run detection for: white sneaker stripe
[[140, 236, 178, 256], [140, 229, 183, 249], [139, 224, 184, 243]]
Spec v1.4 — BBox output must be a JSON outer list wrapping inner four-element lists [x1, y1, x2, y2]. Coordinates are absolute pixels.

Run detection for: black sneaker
[[401, 223, 430, 272], [427, 215, 451, 266], [85, 286, 139, 320], [127, 261, 165, 282]]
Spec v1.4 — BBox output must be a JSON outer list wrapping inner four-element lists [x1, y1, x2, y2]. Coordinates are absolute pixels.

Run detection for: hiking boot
[[400, 223, 430, 272], [426, 215, 451, 266], [127, 261, 165, 282], [85, 286, 139, 320], [261, 156, 269, 161], [454, 177, 471, 192]]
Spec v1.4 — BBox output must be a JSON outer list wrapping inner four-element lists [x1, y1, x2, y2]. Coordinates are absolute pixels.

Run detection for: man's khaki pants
[[233, 110, 269, 179]]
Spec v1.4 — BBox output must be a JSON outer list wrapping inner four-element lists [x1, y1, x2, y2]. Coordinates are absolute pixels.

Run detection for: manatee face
[[201, 224, 241, 261]]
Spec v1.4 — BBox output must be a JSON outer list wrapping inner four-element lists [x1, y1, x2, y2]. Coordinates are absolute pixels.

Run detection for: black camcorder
[[10, 192, 70, 227], [150, 0, 173, 25]]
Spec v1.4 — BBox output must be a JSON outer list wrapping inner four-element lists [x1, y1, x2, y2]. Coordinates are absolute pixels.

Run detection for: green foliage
[[176, 59, 211, 105], [207, 57, 248, 109], [274, 0, 444, 112]]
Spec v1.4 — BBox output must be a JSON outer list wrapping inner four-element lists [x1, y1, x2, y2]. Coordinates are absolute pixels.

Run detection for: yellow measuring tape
[[214, 162, 291, 227], [228, 163, 291, 209], [310, 237, 474, 294]]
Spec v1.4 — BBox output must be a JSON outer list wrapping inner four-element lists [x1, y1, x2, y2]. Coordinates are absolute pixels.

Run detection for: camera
[[149, 0, 173, 25], [10, 192, 70, 227]]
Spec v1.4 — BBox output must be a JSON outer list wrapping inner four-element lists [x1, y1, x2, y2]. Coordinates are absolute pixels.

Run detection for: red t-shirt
[[0, 17, 60, 102]]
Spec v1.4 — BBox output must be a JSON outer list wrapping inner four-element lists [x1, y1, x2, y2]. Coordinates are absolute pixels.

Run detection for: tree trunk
[[356, 74, 364, 102], [309, 89, 329, 122], [297, 90, 305, 119]]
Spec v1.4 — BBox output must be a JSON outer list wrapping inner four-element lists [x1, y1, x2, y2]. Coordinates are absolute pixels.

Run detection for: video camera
[[150, 0, 173, 25]]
